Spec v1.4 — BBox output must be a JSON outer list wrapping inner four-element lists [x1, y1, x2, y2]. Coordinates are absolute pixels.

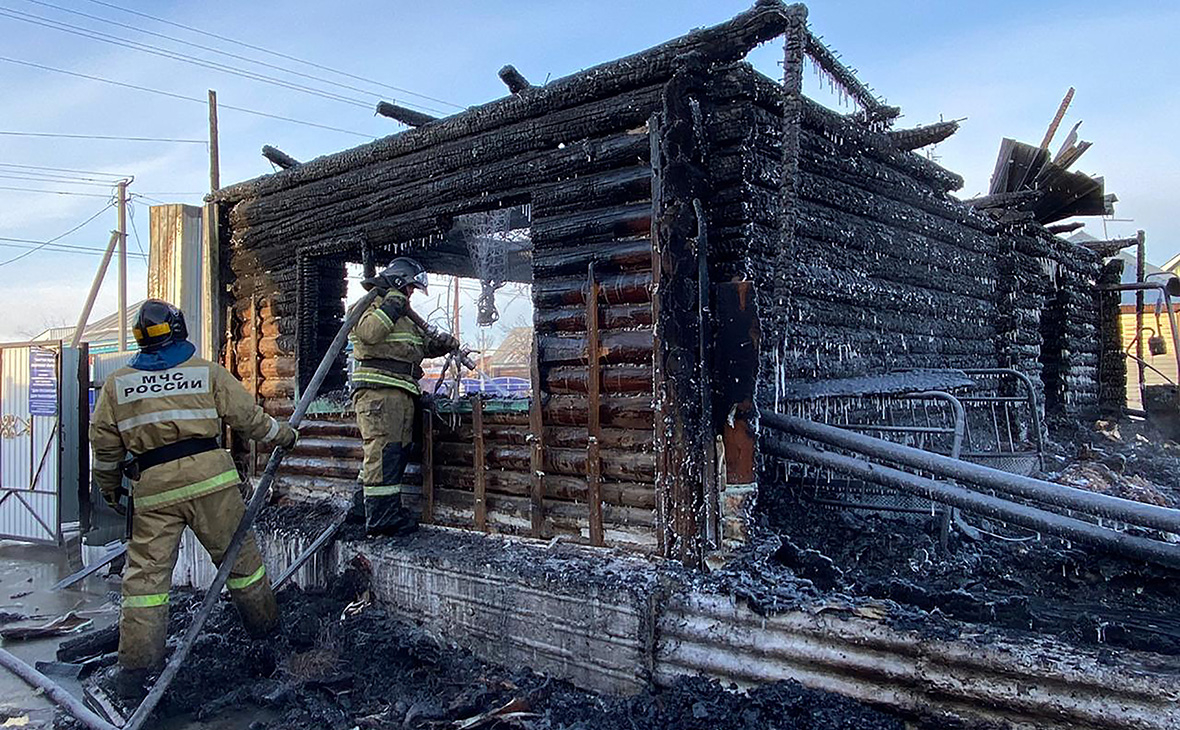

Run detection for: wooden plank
[[422, 406, 435, 524], [473, 396, 487, 532], [528, 333, 546, 535], [586, 263, 605, 546]]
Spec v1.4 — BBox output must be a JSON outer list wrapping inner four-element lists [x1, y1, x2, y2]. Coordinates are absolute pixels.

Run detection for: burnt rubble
[[80, 560, 909, 730]]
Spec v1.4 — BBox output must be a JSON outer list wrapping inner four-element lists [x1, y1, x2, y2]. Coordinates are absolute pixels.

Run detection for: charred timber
[[229, 86, 661, 231], [531, 202, 653, 248], [546, 365, 651, 395], [532, 238, 653, 279], [213, 1, 801, 203], [231, 131, 653, 261], [433, 443, 655, 482], [498, 65, 532, 94], [800, 99, 963, 192], [261, 145, 300, 169], [375, 101, 438, 127], [802, 31, 896, 122], [534, 271, 651, 308], [539, 331, 653, 366], [532, 165, 653, 220], [431, 467, 655, 509], [886, 120, 960, 150], [963, 190, 1041, 210], [434, 423, 653, 451]]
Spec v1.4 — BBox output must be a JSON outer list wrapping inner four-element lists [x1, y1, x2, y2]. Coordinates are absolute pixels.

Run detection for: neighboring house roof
[[488, 327, 532, 368], [36, 300, 146, 353]]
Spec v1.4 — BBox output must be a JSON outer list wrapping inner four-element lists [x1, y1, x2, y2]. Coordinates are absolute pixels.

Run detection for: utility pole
[[208, 90, 220, 191], [117, 179, 128, 352]]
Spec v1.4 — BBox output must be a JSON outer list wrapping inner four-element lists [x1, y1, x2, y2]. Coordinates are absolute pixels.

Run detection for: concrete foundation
[[254, 519, 1180, 730]]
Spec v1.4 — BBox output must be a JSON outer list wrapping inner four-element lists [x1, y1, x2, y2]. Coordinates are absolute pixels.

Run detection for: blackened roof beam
[[498, 65, 532, 94], [887, 119, 960, 151], [375, 101, 439, 127], [261, 145, 300, 169], [804, 31, 899, 125]]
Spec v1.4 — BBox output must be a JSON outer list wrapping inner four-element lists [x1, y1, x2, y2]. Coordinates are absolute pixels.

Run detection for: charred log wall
[[216, 67, 663, 550], [703, 63, 1105, 425]]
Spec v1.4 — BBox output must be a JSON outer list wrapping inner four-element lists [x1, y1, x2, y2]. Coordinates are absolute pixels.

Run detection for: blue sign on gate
[[29, 348, 57, 416]]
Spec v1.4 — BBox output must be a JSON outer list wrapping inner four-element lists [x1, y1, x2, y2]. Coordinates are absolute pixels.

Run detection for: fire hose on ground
[[760, 412, 1180, 571]]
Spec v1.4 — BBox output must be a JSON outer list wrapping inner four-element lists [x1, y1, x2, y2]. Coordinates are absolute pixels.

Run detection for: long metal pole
[[1136, 233, 1146, 408], [71, 231, 121, 349], [761, 412, 1180, 534], [208, 90, 220, 192], [765, 438, 1180, 570], [124, 288, 381, 730], [117, 180, 128, 352], [0, 648, 118, 730]]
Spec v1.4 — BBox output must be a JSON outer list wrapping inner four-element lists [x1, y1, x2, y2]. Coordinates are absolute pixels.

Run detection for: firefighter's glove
[[438, 332, 461, 352], [377, 294, 408, 323], [276, 423, 299, 449], [103, 490, 127, 516]]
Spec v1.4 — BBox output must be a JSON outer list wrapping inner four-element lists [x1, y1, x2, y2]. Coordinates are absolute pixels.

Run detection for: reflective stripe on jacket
[[348, 290, 452, 395], [90, 354, 282, 512]]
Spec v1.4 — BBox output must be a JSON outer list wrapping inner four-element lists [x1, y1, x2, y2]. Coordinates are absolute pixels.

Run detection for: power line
[[0, 56, 373, 138], [127, 202, 146, 258], [0, 130, 206, 144], [0, 162, 130, 178], [0, 6, 380, 111], [82, 0, 466, 111], [0, 237, 147, 259], [19, 0, 452, 116], [0, 202, 114, 267], [0, 185, 113, 197], [0, 172, 123, 187]]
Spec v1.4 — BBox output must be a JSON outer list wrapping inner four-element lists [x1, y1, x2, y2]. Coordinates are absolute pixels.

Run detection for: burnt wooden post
[[223, 303, 235, 454], [262, 145, 300, 170], [375, 101, 438, 127], [651, 55, 712, 567], [528, 334, 546, 536], [472, 395, 487, 531], [361, 239, 377, 279], [715, 281, 760, 549], [498, 65, 532, 94], [422, 406, 435, 523], [586, 262, 605, 546]]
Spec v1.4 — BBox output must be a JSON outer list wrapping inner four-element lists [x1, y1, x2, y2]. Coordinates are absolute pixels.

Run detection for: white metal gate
[[0, 341, 84, 544]]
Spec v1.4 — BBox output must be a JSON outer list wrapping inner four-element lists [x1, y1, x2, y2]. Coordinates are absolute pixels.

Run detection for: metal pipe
[[0, 648, 118, 730], [765, 437, 1180, 570], [761, 412, 1180, 534], [124, 288, 382, 730], [272, 509, 348, 591]]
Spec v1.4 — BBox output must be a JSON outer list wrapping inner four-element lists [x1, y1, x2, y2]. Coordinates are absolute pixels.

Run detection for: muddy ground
[[762, 416, 1180, 657], [80, 560, 906, 730]]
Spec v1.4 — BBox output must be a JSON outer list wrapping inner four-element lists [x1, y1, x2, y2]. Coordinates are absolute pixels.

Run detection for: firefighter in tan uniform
[[90, 300, 297, 691], [350, 257, 458, 535]]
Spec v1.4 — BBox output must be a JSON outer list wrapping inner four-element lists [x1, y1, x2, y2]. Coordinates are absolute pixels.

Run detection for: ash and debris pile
[[760, 417, 1180, 655], [84, 557, 905, 730]]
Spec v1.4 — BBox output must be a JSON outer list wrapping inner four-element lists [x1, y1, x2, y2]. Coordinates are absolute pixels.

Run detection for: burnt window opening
[[332, 204, 534, 401], [295, 253, 348, 398]]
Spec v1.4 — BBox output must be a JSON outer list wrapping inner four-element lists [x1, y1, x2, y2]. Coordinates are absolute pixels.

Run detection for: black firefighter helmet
[[362, 257, 428, 294], [132, 299, 189, 352]]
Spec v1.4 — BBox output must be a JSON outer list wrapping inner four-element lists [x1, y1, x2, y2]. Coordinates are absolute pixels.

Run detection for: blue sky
[[1, 0, 1177, 341]]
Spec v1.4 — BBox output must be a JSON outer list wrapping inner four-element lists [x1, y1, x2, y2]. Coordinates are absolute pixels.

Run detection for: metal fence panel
[[0, 342, 64, 543]]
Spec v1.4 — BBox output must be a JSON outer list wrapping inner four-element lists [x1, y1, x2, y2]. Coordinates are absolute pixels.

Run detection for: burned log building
[[207, 1, 1113, 567]]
